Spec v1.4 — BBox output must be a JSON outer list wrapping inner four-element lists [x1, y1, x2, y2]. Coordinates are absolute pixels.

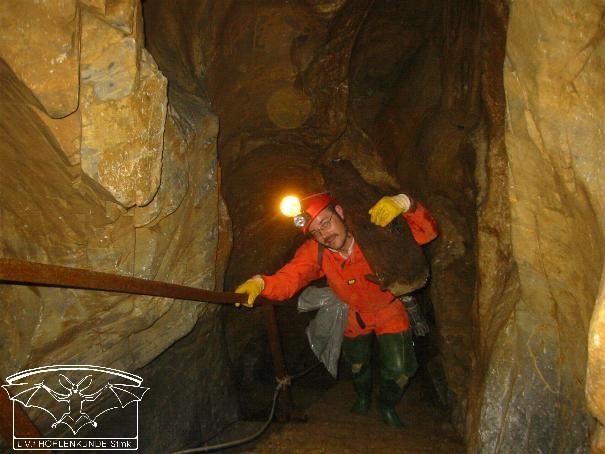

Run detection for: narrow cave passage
[[143, 0, 479, 451], [1, 0, 603, 453]]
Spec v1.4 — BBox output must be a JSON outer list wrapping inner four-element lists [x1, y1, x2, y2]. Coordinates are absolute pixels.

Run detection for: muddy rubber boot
[[377, 331, 418, 428], [377, 379, 405, 427], [342, 334, 373, 415]]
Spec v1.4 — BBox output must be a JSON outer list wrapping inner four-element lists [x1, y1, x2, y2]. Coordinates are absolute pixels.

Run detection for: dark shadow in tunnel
[[142, 0, 483, 448]]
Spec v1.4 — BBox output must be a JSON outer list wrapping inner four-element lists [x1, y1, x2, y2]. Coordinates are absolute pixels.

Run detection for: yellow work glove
[[235, 276, 264, 308], [368, 194, 413, 227]]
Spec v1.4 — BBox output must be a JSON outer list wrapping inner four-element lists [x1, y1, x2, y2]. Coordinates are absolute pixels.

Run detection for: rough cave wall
[[207, 0, 444, 378], [143, 0, 401, 369], [143, 0, 475, 432], [0, 1, 237, 450], [12, 1, 599, 453], [467, 1, 605, 452], [357, 1, 605, 452], [359, 0, 479, 434]]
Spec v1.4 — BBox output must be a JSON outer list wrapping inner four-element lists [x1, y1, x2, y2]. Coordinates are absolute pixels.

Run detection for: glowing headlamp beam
[[280, 195, 302, 218]]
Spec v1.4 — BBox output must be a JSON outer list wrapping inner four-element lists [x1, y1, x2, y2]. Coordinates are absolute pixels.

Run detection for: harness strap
[[317, 243, 325, 267]]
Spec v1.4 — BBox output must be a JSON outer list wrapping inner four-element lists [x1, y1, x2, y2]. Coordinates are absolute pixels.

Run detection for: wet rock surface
[[73, 312, 239, 453], [1, 0, 604, 452], [80, 6, 167, 207], [470, 1, 603, 451], [0, 1, 228, 448], [0, 0, 80, 117]]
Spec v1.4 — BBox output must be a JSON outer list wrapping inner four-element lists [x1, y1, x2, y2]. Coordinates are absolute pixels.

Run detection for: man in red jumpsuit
[[235, 192, 438, 427]]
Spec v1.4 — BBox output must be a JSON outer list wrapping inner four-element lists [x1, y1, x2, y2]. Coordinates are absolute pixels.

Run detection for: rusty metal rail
[[0, 258, 301, 448], [0, 258, 247, 305]]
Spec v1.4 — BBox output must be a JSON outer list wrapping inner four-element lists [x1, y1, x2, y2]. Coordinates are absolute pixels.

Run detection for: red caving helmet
[[300, 193, 336, 234]]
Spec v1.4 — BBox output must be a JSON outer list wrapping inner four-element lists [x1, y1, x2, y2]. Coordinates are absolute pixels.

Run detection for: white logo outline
[[3, 365, 148, 451]]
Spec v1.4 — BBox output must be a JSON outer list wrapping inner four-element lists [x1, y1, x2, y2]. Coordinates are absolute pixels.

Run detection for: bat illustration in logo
[[3, 373, 148, 435]]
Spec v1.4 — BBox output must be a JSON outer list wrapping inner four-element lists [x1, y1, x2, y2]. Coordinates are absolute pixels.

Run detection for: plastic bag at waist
[[298, 286, 348, 378]]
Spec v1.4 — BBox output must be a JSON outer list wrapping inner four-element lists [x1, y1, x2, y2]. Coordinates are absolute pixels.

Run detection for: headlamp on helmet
[[280, 195, 307, 228], [279, 193, 335, 233]]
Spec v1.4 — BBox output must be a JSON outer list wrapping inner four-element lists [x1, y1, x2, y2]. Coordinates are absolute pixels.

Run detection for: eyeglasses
[[309, 214, 334, 237]]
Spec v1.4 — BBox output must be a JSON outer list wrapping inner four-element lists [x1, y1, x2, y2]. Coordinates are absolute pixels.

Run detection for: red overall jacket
[[261, 203, 438, 336]]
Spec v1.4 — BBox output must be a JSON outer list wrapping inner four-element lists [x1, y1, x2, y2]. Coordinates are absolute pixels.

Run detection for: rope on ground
[[291, 360, 321, 380], [170, 361, 321, 454]]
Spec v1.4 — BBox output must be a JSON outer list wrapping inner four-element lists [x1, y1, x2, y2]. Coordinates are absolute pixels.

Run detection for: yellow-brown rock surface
[[590, 272, 605, 452], [470, 0, 604, 451], [0, 0, 224, 408], [80, 7, 166, 208], [0, 0, 80, 118], [2, 0, 604, 452]]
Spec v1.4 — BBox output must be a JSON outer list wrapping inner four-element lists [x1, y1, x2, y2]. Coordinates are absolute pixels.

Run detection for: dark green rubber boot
[[342, 334, 373, 415], [377, 380, 406, 427], [377, 331, 418, 428]]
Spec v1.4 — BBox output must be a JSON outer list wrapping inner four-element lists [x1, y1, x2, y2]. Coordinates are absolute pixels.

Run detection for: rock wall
[[4, 1, 603, 452], [468, 0, 605, 451], [0, 1, 235, 446], [143, 0, 473, 432], [368, 0, 479, 434], [364, 1, 605, 451]]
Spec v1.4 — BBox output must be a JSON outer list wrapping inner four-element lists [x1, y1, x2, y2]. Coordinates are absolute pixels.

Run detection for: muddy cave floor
[[209, 358, 465, 453]]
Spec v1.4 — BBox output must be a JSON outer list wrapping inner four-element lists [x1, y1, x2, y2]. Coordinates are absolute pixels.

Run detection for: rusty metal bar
[[0, 259, 302, 438], [261, 300, 294, 421], [0, 258, 247, 305]]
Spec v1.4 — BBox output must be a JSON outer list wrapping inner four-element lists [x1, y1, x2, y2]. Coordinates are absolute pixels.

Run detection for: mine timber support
[[0, 258, 300, 447]]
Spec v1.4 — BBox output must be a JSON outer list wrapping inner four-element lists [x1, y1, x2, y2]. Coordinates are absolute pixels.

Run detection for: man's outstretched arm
[[369, 194, 438, 245], [235, 240, 324, 307]]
